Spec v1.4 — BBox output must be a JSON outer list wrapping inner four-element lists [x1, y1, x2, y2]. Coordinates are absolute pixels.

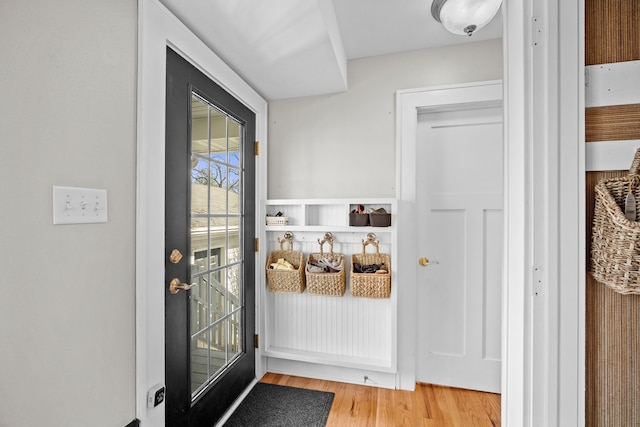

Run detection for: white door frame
[[501, 0, 585, 425], [135, 0, 268, 425], [395, 77, 535, 425], [395, 80, 503, 393]]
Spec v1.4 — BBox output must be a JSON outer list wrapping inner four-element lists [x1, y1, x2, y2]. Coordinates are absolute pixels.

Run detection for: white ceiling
[[159, 0, 502, 100]]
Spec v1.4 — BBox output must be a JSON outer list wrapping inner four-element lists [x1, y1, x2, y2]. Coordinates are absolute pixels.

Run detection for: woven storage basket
[[266, 216, 289, 226], [591, 148, 640, 295], [350, 234, 391, 298], [305, 233, 346, 296], [266, 233, 305, 293]]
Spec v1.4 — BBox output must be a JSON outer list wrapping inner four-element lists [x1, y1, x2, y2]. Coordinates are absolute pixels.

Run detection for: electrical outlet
[[147, 384, 165, 408]]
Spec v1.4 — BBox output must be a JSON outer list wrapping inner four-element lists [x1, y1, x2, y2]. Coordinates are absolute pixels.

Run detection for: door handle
[[169, 278, 193, 294], [418, 257, 439, 267]]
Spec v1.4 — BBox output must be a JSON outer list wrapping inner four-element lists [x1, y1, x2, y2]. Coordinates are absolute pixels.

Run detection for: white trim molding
[[503, 0, 585, 425], [136, 1, 268, 425], [502, 1, 529, 424], [586, 140, 640, 171], [585, 60, 640, 108]]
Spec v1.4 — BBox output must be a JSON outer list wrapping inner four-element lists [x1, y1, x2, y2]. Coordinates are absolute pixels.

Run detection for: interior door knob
[[418, 257, 439, 267], [169, 278, 193, 294]]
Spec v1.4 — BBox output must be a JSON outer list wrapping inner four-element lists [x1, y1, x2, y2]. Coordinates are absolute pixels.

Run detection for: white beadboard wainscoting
[[261, 199, 398, 388]]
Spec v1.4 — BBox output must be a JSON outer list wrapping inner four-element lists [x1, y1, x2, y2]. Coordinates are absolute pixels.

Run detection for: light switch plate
[[53, 186, 108, 224]]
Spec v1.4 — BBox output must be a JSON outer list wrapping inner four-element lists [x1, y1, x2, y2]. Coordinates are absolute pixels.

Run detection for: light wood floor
[[260, 373, 501, 427]]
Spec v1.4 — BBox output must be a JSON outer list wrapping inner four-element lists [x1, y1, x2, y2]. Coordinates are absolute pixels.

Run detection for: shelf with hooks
[[261, 198, 397, 374]]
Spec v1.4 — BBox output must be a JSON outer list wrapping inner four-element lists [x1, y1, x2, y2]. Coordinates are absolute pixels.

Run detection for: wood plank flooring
[[260, 373, 501, 427]]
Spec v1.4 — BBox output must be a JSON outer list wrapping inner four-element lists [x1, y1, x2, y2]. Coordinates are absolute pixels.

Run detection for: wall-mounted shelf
[[261, 198, 397, 374], [266, 225, 391, 233], [265, 198, 394, 229]]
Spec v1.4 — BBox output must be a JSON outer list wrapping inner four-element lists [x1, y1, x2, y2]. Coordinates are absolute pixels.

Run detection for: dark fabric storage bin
[[349, 213, 369, 226], [369, 213, 391, 227]]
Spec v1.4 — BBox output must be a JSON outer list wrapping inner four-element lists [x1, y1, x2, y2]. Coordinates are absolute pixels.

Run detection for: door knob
[[169, 278, 193, 294], [418, 257, 439, 267]]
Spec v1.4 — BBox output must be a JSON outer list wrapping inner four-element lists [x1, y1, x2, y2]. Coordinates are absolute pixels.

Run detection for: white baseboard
[[265, 357, 400, 390]]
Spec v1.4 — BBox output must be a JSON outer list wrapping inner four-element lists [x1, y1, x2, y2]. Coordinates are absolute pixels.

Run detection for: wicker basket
[[591, 148, 640, 295], [305, 233, 346, 296], [350, 234, 391, 298], [266, 232, 305, 293], [266, 216, 289, 226]]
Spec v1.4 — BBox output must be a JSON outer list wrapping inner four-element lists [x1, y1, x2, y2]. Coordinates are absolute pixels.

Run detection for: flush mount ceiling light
[[431, 0, 503, 36]]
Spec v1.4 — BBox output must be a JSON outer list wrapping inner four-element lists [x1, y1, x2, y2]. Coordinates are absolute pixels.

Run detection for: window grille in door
[[189, 93, 244, 399]]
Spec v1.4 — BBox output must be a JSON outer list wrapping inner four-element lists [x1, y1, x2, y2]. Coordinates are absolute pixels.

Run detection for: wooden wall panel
[[585, 0, 640, 65], [586, 170, 640, 427], [586, 105, 640, 142], [586, 1, 640, 425], [586, 275, 640, 427]]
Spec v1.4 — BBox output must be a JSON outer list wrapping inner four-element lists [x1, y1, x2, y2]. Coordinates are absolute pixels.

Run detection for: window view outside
[[189, 94, 243, 398]]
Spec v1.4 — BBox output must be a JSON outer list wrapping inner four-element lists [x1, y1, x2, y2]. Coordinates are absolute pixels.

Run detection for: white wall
[[0, 1, 137, 426], [268, 38, 503, 199]]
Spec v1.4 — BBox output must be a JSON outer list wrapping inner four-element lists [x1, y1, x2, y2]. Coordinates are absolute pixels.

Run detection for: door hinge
[[532, 16, 543, 47], [254, 140, 259, 156], [254, 237, 260, 252], [533, 266, 543, 297], [254, 334, 259, 348]]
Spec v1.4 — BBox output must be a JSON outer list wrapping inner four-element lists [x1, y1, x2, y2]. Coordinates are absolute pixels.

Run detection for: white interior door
[[416, 106, 503, 393]]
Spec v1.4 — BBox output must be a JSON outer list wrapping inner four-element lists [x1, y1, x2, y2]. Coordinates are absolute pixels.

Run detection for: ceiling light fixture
[[431, 0, 503, 37]]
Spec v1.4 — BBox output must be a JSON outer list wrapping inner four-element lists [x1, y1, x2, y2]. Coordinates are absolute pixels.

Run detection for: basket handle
[[317, 232, 334, 257], [630, 148, 640, 176], [361, 233, 380, 254], [278, 231, 294, 251]]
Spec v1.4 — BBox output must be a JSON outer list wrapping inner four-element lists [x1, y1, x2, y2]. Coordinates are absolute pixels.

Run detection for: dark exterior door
[[165, 47, 256, 426]]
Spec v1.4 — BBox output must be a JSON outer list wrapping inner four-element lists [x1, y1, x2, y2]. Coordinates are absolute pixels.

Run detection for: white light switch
[[53, 186, 108, 224]]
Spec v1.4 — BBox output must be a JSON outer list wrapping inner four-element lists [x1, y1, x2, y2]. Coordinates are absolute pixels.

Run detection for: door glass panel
[[190, 93, 245, 400], [228, 119, 240, 157], [210, 268, 226, 324], [228, 311, 241, 360], [209, 162, 228, 215], [210, 215, 227, 229], [227, 264, 241, 312], [191, 97, 209, 157], [190, 274, 209, 334], [227, 217, 240, 263], [191, 330, 209, 395], [228, 168, 240, 214], [209, 322, 227, 377], [210, 108, 227, 164]]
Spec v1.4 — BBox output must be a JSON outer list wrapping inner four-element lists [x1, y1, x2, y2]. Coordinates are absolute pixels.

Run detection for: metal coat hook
[[318, 232, 334, 246], [362, 233, 379, 247], [278, 231, 294, 250]]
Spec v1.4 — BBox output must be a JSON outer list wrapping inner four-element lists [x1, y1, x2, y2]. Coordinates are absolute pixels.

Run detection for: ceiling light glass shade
[[431, 0, 502, 36]]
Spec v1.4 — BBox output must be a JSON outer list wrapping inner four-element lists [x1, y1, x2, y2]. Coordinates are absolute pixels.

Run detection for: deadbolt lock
[[169, 249, 183, 264]]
